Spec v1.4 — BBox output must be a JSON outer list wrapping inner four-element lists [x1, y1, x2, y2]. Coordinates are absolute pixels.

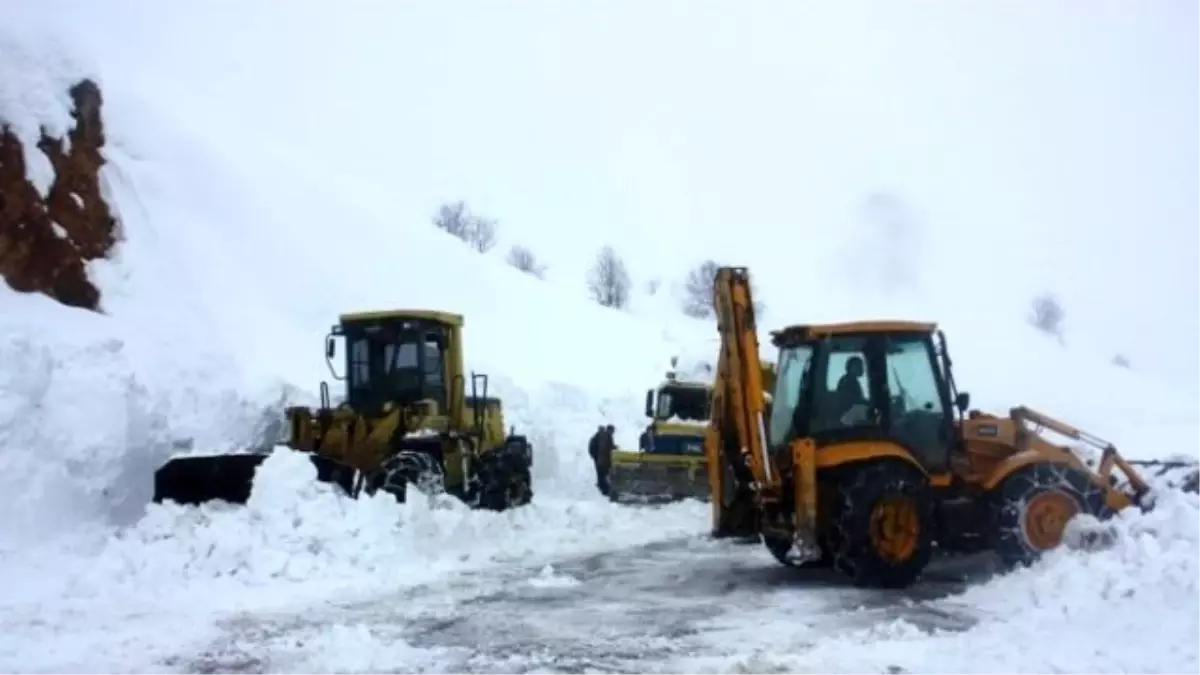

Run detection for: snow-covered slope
[[0, 2, 1196, 673]]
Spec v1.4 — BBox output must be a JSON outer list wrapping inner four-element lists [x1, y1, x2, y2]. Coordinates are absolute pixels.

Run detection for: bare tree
[[681, 259, 765, 320], [1029, 292, 1065, 342], [468, 216, 497, 253], [431, 200, 497, 253], [433, 200, 471, 239], [587, 246, 631, 309], [682, 260, 721, 318], [505, 244, 546, 279]]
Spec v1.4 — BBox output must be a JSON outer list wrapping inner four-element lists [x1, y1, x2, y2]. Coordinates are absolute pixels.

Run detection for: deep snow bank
[[679, 481, 1200, 674], [0, 448, 707, 614], [825, 487, 1200, 672]]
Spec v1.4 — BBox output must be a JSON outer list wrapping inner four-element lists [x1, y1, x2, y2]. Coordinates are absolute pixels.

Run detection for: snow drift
[[683, 484, 1200, 674]]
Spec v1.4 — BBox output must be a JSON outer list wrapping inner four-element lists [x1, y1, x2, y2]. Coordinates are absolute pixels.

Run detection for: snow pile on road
[[0, 442, 705, 672], [0, 448, 707, 615], [686, 483, 1199, 674]]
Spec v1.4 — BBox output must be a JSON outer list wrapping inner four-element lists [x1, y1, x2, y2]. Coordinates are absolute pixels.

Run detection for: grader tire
[[478, 464, 532, 511], [829, 460, 934, 589], [476, 439, 534, 512], [990, 462, 1113, 569], [376, 450, 446, 502]]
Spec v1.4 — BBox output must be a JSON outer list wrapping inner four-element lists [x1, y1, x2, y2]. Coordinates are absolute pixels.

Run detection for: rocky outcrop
[[0, 79, 118, 312]]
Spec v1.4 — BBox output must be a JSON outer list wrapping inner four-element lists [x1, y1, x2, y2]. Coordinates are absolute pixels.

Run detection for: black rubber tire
[[828, 460, 935, 589], [377, 450, 446, 502], [990, 462, 1113, 569], [478, 464, 532, 511], [476, 440, 534, 511]]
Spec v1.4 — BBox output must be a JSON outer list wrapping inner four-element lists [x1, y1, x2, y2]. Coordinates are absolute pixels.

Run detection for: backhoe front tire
[[990, 462, 1112, 569], [829, 460, 934, 589]]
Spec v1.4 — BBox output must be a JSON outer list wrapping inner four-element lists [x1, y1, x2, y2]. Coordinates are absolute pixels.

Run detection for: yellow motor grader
[[704, 266, 1193, 587], [153, 310, 534, 511]]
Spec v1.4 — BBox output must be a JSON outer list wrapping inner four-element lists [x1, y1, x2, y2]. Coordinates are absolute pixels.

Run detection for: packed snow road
[[174, 535, 995, 674]]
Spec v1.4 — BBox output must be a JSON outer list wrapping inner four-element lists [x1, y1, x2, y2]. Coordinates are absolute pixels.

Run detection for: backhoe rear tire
[[990, 462, 1112, 569], [828, 460, 934, 589]]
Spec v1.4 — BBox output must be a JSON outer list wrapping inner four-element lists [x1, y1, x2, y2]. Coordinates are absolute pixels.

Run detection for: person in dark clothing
[[588, 424, 616, 496], [834, 356, 868, 424]]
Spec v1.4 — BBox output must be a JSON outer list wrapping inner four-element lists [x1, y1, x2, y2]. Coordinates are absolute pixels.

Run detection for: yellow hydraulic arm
[[705, 267, 777, 537]]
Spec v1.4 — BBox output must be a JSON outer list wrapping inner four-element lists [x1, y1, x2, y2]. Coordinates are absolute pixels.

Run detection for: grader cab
[[705, 267, 1187, 588], [153, 310, 533, 512]]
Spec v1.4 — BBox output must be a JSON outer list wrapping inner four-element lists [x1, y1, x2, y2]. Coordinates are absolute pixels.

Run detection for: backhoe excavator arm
[[705, 267, 777, 537]]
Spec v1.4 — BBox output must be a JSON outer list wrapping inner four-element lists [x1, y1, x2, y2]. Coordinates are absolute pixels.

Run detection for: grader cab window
[[422, 338, 445, 388], [345, 324, 449, 409]]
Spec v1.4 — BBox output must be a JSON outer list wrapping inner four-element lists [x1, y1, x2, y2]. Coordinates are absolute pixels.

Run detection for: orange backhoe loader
[[704, 266, 1193, 588]]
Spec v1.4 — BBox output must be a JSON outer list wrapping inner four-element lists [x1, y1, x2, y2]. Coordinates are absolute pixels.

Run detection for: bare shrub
[[432, 200, 497, 253], [587, 246, 631, 309], [1029, 292, 1065, 342], [506, 244, 546, 279]]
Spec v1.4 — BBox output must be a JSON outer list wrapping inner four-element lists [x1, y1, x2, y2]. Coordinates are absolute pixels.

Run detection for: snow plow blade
[[152, 451, 358, 506], [609, 453, 710, 504], [152, 453, 270, 506]]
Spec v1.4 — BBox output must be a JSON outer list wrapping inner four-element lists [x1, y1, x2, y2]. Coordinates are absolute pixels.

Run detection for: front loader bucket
[[609, 455, 710, 504], [153, 453, 269, 506]]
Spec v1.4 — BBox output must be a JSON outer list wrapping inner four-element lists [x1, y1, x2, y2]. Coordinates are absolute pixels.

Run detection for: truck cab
[[640, 376, 711, 456]]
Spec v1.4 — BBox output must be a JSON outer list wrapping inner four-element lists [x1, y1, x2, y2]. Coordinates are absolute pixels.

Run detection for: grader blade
[[153, 451, 361, 506], [609, 455, 710, 504], [153, 453, 269, 506]]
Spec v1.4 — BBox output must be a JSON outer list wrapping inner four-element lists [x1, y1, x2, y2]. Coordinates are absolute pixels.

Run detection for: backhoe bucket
[[153, 453, 270, 506], [609, 454, 710, 504], [1128, 459, 1199, 495]]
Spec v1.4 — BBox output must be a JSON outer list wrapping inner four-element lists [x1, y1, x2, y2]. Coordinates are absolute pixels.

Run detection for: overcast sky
[[33, 0, 1200, 390]]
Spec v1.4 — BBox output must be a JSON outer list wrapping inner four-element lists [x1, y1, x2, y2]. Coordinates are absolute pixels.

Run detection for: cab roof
[[771, 320, 937, 346], [338, 309, 464, 326]]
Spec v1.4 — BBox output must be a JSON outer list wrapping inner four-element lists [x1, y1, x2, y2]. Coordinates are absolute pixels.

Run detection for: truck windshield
[[656, 386, 710, 422], [768, 344, 814, 448]]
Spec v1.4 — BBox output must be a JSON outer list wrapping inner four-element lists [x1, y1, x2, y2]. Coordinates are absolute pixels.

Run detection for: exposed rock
[[0, 79, 118, 311]]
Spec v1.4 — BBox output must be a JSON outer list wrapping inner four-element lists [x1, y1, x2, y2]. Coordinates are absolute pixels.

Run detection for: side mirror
[[326, 336, 336, 360], [644, 389, 655, 418], [955, 391, 971, 414]]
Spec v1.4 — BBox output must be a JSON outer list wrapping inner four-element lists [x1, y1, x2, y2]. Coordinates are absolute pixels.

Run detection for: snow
[[0, 1, 1196, 673], [680, 486, 1200, 674]]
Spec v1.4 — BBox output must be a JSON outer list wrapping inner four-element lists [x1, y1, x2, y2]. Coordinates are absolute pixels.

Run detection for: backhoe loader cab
[[705, 266, 1162, 589], [767, 322, 968, 472], [153, 309, 533, 513]]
